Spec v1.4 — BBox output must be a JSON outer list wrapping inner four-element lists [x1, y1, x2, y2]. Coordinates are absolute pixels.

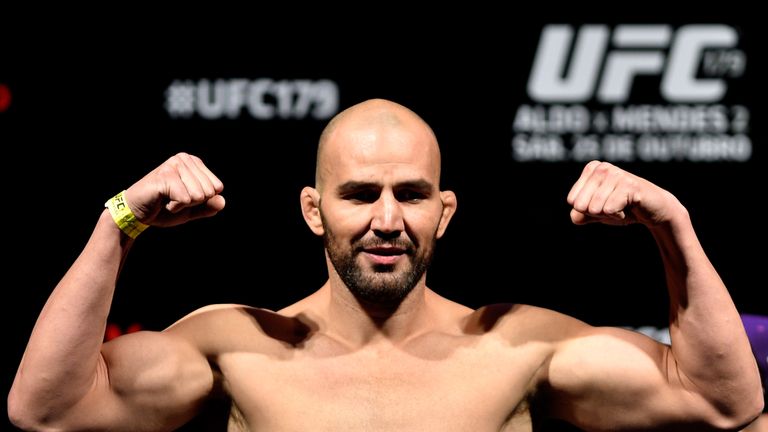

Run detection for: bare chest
[[218, 338, 550, 431]]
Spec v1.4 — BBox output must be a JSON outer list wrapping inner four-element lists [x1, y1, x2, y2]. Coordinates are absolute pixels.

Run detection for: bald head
[[315, 99, 441, 192]]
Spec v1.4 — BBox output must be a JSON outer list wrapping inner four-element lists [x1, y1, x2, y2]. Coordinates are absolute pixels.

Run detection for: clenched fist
[[567, 161, 684, 227], [123, 153, 225, 228]]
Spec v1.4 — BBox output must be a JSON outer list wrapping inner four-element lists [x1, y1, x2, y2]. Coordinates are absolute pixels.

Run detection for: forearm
[[653, 206, 762, 416], [10, 209, 133, 417]]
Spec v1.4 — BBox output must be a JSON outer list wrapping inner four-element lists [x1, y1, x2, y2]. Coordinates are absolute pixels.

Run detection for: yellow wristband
[[105, 190, 149, 239]]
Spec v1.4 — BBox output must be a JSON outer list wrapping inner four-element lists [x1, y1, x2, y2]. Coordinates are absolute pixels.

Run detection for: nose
[[370, 191, 404, 238]]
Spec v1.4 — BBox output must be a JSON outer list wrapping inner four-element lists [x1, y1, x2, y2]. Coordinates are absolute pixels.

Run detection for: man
[[9, 99, 763, 431]]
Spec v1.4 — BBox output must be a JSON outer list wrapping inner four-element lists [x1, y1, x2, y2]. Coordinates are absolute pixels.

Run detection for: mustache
[[353, 238, 415, 254]]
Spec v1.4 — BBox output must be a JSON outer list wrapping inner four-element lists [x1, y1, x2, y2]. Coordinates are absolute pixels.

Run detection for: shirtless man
[[9, 99, 763, 431]]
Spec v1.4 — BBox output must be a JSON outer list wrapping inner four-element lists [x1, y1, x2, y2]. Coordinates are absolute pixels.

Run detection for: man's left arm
[[550, 161, 763, 430], [647, 184, 762, 426]]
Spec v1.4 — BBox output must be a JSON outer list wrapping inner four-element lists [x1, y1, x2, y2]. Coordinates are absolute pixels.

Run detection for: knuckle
[[157, 165, 177, 178], [586, 160, 601, 168], [166, 156, 184, 170], [189, 191, 205, 202], [594, 162, 613, 175], [623, 177, 638, 189]]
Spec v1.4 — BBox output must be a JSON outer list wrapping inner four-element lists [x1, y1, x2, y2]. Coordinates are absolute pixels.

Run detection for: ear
[[436, 190, 457, 239], [300, 187, 324, 236]]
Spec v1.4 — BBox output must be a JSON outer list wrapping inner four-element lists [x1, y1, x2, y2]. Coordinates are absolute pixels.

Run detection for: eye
[[345, 190, 379, 203], [396, 189, 427, 203]]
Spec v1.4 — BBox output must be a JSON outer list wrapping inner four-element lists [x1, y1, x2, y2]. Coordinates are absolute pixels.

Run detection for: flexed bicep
[[57, 330, 216, 431], [547, 327, 724, 430]]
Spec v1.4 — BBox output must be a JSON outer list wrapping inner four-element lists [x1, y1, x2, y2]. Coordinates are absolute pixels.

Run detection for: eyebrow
[[336, 179, 434, 195]]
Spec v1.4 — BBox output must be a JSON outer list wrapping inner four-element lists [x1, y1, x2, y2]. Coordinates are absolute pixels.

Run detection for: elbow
[[733, 379, 766, 430], [8, 385, 62, 432], [710, 388, 765, 431], [8, 387, 35, 431], [734, 394, 765, 431]]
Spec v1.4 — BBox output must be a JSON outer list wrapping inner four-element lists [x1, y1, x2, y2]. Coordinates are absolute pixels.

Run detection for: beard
[[322, 221, 436, 307]]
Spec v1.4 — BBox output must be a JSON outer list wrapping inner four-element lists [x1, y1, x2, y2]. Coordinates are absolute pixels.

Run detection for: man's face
[[318, 120, 446, 306]]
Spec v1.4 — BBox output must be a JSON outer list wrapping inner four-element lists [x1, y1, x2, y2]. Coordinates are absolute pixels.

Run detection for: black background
[[2, 12, 764, 431]]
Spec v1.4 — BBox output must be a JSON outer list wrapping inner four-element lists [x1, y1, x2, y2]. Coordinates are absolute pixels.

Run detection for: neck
[[323, 274, 433, 347]]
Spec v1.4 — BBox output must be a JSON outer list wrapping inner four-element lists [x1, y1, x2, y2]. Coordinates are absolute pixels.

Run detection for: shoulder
[[163, 304, 310, 355], [464, 303, 593, 343], [166, 303, 268, 331]]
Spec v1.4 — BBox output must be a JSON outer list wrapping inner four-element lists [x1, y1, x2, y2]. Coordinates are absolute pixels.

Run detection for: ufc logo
[[527, 24, 740, 103]]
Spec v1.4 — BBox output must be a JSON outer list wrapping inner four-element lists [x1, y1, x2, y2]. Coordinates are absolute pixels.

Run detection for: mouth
[[365, 246, 406, 256], [361, 246, 407, 265]]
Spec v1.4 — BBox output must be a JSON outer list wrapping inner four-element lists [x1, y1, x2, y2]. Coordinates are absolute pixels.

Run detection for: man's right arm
[[8, 153, 225, 431]]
